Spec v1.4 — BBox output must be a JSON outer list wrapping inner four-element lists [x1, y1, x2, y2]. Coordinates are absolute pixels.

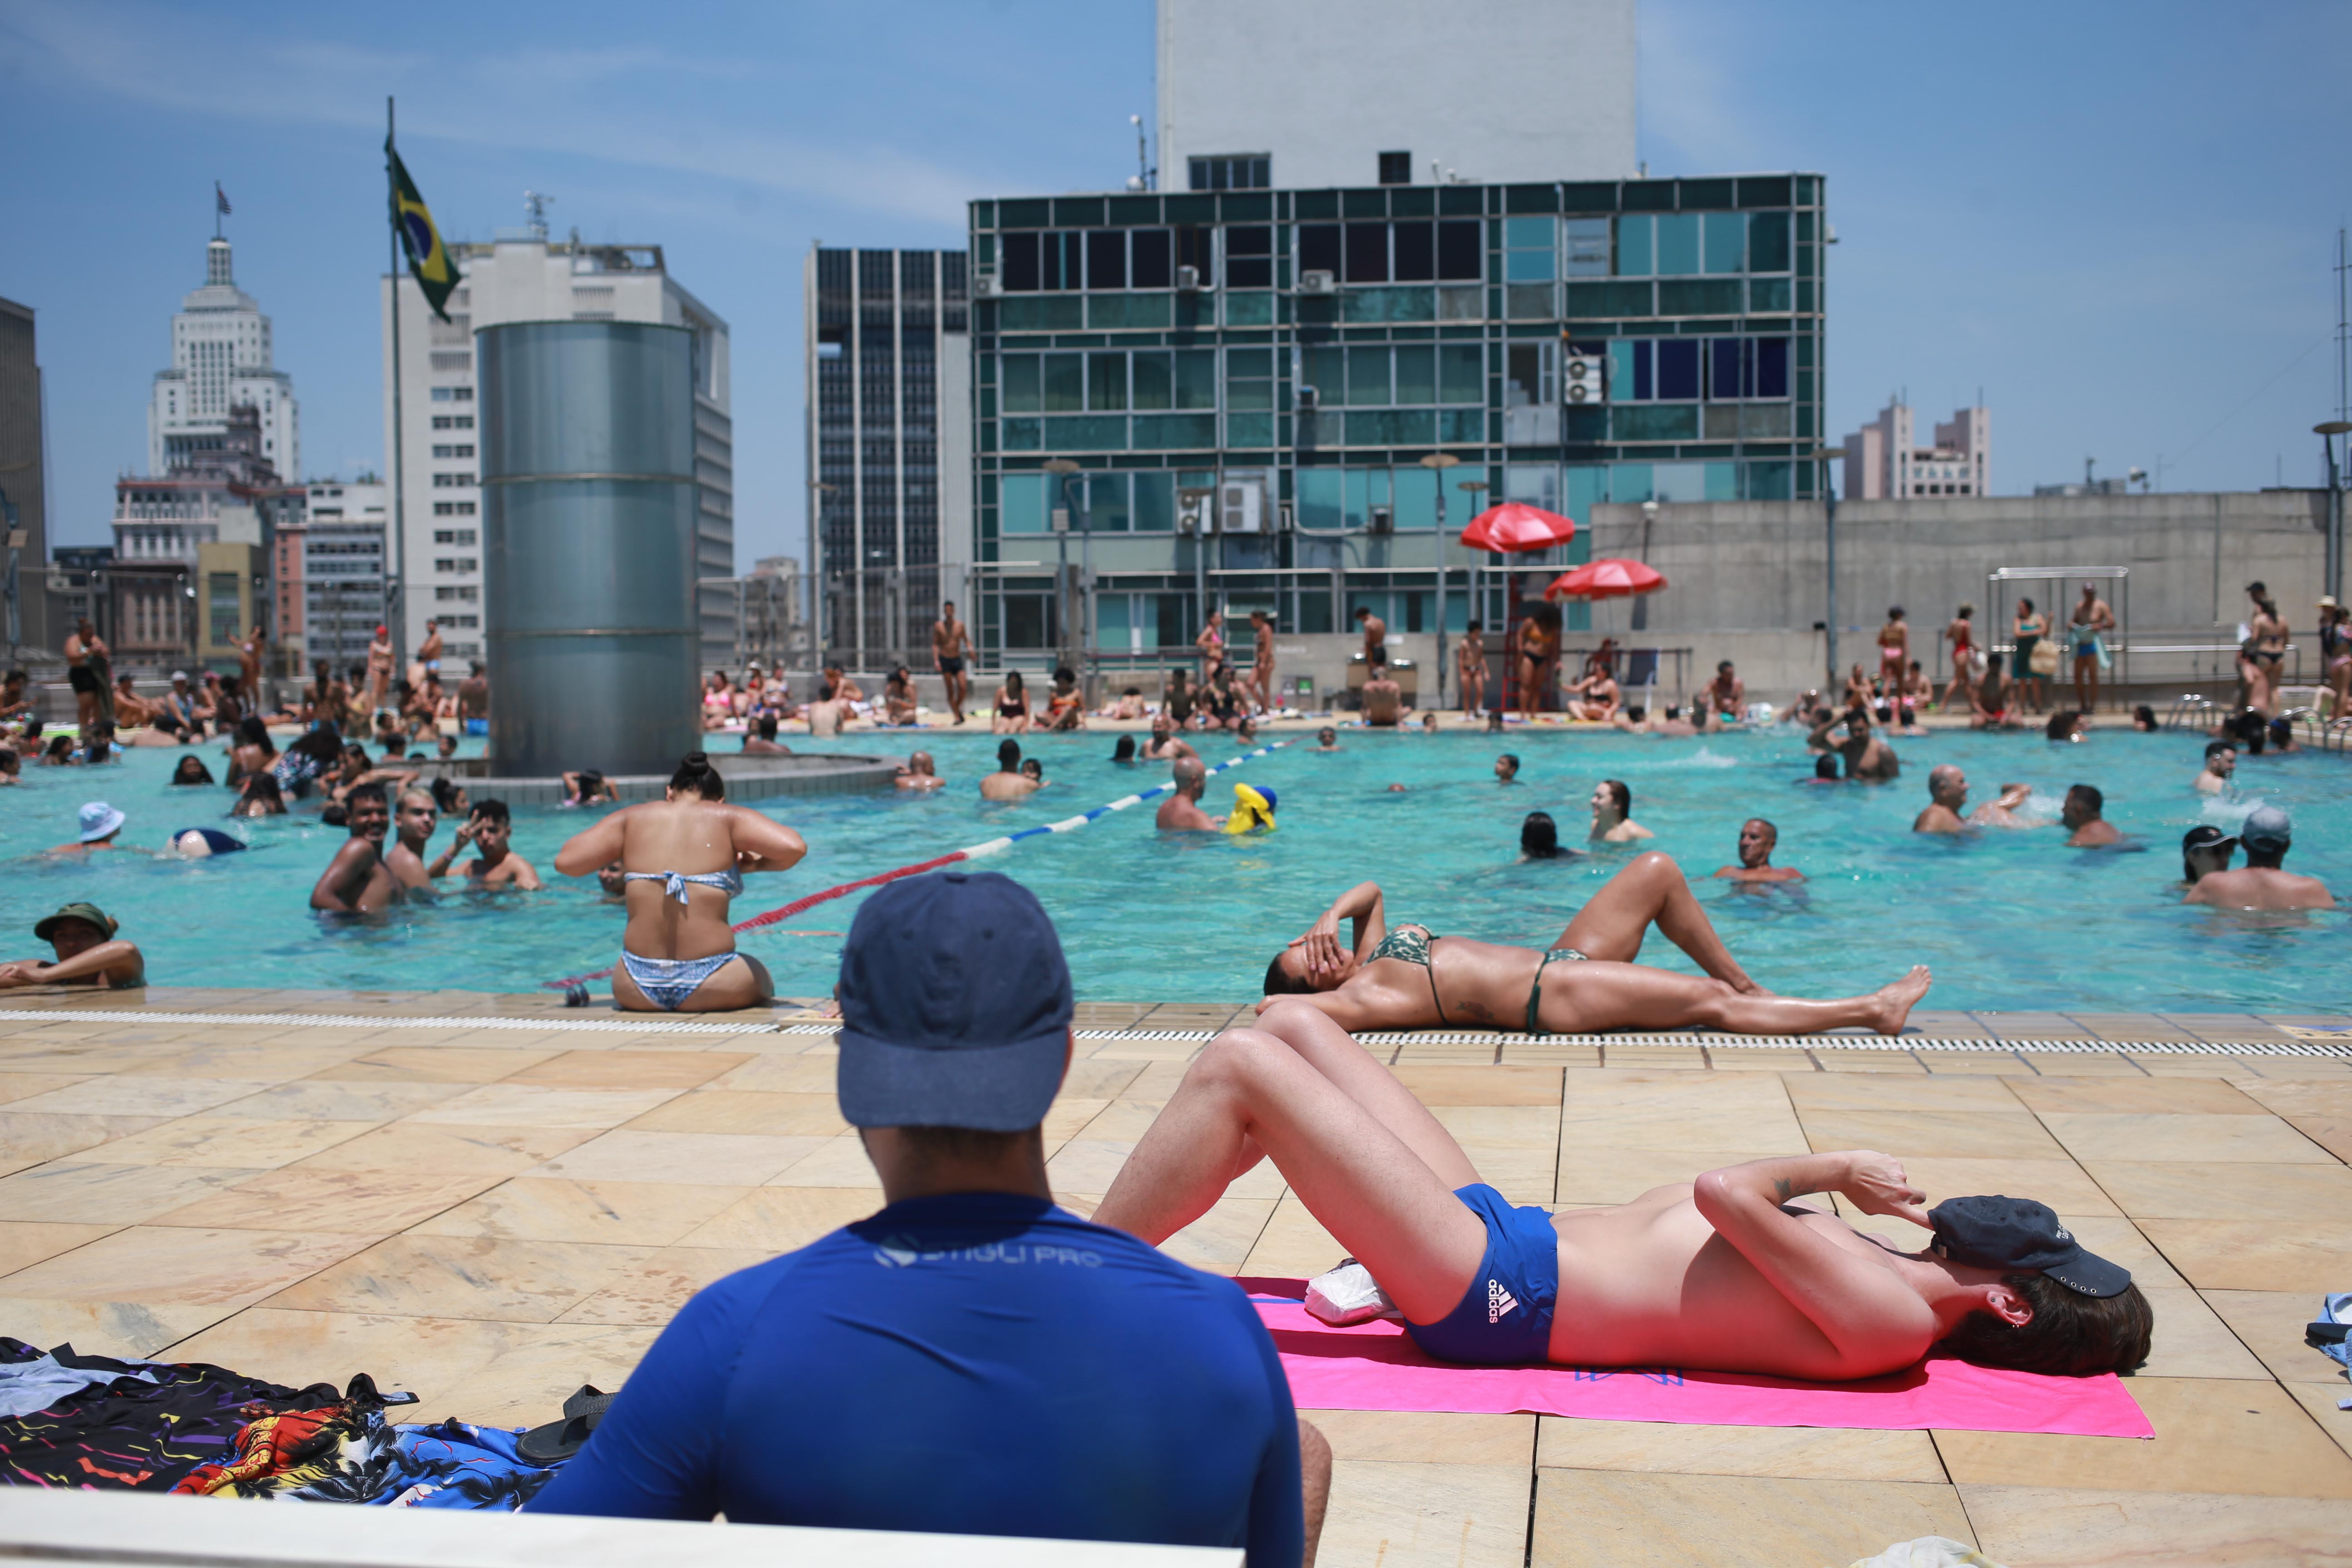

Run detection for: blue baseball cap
[[835, 870, 1073, 1132], [2239, 804, 2293, 853], [1929, 1194, 2132, 1298]]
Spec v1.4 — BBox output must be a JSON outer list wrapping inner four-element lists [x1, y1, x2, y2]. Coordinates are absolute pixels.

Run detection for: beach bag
[[2029, 639, 2060, 676]]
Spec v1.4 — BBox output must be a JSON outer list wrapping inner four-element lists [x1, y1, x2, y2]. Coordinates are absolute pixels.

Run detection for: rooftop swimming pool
[[1, 725, 2342, 1012]]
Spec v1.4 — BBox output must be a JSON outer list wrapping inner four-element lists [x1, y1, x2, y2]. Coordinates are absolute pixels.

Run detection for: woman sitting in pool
[[553, 751, 807, 1012], [1263, 852, 1930, 1036]]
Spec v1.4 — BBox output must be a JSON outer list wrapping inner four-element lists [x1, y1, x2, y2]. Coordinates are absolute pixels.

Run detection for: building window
[[1188, 155, 1269, 191], [208, 572, 240, 646], [431, 444, 475, 459], [431, 501, 478, 516], [429, 386, 475, 403], [430, 415, 475, 430], [431, 473, 475, 487], [433, 558, 479, 573], [1298, 220, 1481, 284], [1225, 226, 1272, 289], [1606, 338, 1788, 402], [1378, 151, 1412, 186], [433, 529, 479, 545], [434, 585, 480, 602]]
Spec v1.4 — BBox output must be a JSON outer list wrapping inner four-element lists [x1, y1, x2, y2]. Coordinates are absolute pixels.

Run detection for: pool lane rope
[[547, 738, 1293, 994]]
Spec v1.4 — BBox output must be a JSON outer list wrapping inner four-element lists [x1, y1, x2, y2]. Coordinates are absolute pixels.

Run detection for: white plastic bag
[[1303, 1259, 1403, 1326]]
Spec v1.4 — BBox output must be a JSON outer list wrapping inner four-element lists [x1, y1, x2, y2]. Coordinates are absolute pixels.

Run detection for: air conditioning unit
[[1175, 265, 1205, 292], [1177, 491, 1213, 535], [1298, 270, 1337, 295], [1296, 385, 1319, 410], [1563, 350, 1605, 405], [973, 274, 1003, 299], [1366, 504, 1394, 535], [1219, 482, 1264, 534]]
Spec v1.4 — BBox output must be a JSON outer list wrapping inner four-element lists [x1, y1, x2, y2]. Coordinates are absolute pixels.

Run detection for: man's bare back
[[2185, 865, 2334, 910]]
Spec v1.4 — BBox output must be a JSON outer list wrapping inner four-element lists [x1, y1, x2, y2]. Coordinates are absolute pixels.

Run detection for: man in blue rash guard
[[530, 870, 1328, 1564]]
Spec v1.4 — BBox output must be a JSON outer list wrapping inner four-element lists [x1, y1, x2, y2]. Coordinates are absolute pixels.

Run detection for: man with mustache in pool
[[1260, 853, 1929, 1037], [1093, 1008, 2150, 1382]]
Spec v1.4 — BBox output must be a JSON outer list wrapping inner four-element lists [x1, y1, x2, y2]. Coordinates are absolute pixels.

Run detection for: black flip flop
[[518, 1384, 615, 1463]]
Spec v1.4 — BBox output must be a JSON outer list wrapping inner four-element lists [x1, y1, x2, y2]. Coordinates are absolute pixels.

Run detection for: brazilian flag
[[388, 144, 457, 322]]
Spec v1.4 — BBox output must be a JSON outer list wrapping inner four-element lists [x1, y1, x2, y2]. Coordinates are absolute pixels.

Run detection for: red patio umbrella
[[1460, 502, 1577, 554], [1545, 558, 1669, 601]]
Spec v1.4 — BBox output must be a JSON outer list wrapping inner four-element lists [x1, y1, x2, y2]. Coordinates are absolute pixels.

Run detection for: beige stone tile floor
[[2, 991, 2351, 1562]]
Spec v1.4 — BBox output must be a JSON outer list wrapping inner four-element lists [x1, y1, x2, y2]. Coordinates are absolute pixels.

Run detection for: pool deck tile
[[2, 998, 2347, 1560]]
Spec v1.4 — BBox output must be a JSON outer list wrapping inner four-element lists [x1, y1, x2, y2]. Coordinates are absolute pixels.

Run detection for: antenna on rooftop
[[1127, 115, 1154, 191], [524, 190, 554, 241]]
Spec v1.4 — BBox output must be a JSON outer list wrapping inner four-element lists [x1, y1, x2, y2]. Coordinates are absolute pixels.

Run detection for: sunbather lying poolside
[[1263, 853, 1929, 1036], [1094, 1002, 2151, 1380]]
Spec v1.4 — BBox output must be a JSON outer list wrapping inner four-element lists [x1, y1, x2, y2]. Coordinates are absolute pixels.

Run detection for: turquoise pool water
[[1, 727, 2343, 1012]]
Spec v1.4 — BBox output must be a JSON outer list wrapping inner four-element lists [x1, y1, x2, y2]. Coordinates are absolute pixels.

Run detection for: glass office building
[[805, 247, 970, 669], [964, 173, 1825, 668]]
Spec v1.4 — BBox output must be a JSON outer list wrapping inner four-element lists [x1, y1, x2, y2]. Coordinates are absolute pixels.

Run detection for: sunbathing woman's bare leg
[[1553, 851, 1760, 991], [1093, 1001, 1488, 1325], [1547, 960, 1930, 1037]]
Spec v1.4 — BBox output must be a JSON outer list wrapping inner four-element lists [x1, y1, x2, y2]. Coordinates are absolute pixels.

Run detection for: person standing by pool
[[2068, 583, 2116, 714], [363, 625, 395, 715], [64, 617, 113, 732], [0, 904, 145, 991], [1355, 604, 1387, 670], [1195, 606, 1230, 686], [1156, 758, 1225, 832], [1912, 766, 1970, 834], [2059, 785, 2122, 848], [309, 784, 398, 913], [1809, 705, 1901, 781], [1940, 605, 1978, 713], [1588, 779, 1653, 844], [1455, 619, 1487, 718], [2319, 595, 2352, 716], [551, 752, 805, 1012], [1515, 605, 1561, 723], [1877, 608, 1910, 695], [2183, 806, 2333, 910], [932, 601, 972, 725], [2238, 582, 2288, 716], [2194, 742, 2236, 796], [458, 662, 490, 735], [2012, 598, 2050, 713], [1248, 609, 1278, 715], [1713, 818, 1802, 883]]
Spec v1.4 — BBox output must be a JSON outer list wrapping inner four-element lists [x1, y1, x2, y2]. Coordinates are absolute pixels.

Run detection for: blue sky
[[4, 0, 2348, 564]]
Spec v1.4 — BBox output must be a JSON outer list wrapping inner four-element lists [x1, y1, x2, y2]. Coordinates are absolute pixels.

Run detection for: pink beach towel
[[1242, 1281, 2151, 1439]]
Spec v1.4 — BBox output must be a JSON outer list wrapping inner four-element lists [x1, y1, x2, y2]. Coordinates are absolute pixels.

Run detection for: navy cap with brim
[[836, 1023, 1069, 1133], [1929, 1193, 2134, 1298]]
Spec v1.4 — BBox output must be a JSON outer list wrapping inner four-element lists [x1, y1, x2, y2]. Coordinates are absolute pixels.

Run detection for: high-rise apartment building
[[384, 231, 734, 671], [962, 172, 1826, 667], [276, 479, 387, 672], [149, 237, 299, 482], [804, 247, 973, 666], [0, 295, 45, 652], [1842, 399, 1989, 500], [1158, 0, 1636, 192]]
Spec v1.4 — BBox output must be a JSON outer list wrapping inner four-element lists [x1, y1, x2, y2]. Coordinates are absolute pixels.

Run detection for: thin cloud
[[0, 0, 1015, 224]]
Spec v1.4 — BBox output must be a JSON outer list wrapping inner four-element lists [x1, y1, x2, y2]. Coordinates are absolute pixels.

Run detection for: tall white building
[[1156, 0, 1637, 191], [1842, 399, 1990, 500], [382, 231, 734, 670], [149, 237, 299, 480]]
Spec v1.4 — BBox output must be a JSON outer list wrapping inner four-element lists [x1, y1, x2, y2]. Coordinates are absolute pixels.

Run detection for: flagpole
[[385, 95, 409, 691]]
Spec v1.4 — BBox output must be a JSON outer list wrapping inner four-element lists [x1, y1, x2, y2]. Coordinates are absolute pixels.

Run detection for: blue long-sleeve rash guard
[[530, 1191, 1303, 1566]]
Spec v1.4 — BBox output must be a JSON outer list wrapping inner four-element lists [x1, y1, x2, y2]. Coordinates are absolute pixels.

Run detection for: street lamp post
[[2317, 421, 2352, 604], [1419, 452, 1460, 705], [1806, 446, 1842, 686]]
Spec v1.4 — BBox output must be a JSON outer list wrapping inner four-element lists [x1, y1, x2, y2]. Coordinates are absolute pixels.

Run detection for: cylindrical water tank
[[477, 321, 702, 779]]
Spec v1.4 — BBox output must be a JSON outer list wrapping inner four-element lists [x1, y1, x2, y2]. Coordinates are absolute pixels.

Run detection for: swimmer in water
[[1712, 818, 1802, 883], [0, 903, 145, 992], [1313, 727, 1340, 752], [1588, 779, 1653, 844], [1155, 758, 1225, 832], [459, 800, 544, 889], [896, 750, 946, 790], [1494, 753, 1519, 783], [1519, 811, 1576, 861], [979, 740, 1041, 801], [309, 784, 398, 911], [2194, 742, 2235, 796], [1967, 783, 2039, 828], [1912, 766, 1971, 835], [1142, 713, 1198, 763], [2183, 806, 2333, 910], [2059, 784, 2122, 848]]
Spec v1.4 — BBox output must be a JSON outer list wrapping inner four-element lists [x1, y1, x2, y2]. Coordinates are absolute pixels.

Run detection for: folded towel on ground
[[1241, 1280, 2153, 1438]]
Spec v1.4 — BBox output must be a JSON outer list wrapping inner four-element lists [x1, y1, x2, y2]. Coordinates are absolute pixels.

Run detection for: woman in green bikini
[[1262, 853, 1931, 1036]]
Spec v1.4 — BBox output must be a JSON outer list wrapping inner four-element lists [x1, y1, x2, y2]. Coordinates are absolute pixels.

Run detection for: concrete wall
[[1558, 490, 2328, 703], [1157, 0, 1637, 190]]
